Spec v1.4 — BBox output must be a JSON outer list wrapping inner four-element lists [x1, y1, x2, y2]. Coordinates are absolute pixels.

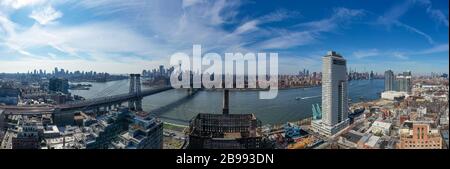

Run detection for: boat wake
[[296, 95, 321, 100]]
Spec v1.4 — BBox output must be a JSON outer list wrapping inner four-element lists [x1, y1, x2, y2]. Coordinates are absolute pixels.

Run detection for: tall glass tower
[[384, 70, 395, 91]]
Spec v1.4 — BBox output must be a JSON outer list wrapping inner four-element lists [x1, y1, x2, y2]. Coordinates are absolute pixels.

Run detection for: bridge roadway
[[0, 86, 174, 115]]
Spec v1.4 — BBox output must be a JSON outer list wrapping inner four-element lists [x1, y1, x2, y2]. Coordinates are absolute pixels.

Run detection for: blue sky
[[0, 0, 448, 75]]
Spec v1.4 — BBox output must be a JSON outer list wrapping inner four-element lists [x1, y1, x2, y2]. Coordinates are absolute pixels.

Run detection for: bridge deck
[[0, 86, 173, 115]]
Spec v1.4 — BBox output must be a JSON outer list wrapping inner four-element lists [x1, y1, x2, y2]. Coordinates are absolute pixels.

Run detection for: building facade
[[48, 78, 69, 94], [399, 121, 442, 149], [188, 113, 262, 149], [85, 108, 130, 149], [12, 123, 40, 149], [396, 71, 412, 93], [0, 110, 4, 130], [0, 88, 19, 105], [312, 51, 349, 137], [111, 112, 163, 149], [384, 70, 395, 91]]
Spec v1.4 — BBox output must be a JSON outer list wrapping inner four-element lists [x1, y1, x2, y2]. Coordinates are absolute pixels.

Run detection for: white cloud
[[352, 44, 449, 61], [260, 9, 301, 22], [2, 0, 445, 74], [377, 16, 435, 45], [352, 49, 408, 60], [5, 22, 169, 60], [254, 8, 364, 50], [417, 43, 449, 54], [233, 20, 259, 35], [255, 31, 316, 50], [375, 0, 448, 44], [1, 0, 249, 74], [29, 5, 63, 25], [0, 12, 16, 36], [1, 0, 46, 9], [391, 51, 408, 60], [353, 49, 379, 58], [426, 8, 449, 27], [231, 9, 301, 36], [416, 0, 449, 27], [182, 0, 204, 8], [393, 20, 434, 44]]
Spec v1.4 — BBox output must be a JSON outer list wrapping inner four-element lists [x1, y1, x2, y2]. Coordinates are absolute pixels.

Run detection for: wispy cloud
[[417, 43, 449, 55], [352, 43, 448, 60], [0, 0, 447, 74], [375, 0, 447, 44], [182, 0, 204, 8], [392, 20, 435, 44], [29, 5, 63, 25], [0, 0, 249, 73], [352, 49, 408, 60], [391, 51, 408, 60], [260, 9, 302, 22], [253, 7, 365, 50], [4, 22, 168, 60], [353, 49, 379, 59], [416, 0, 449, 27], [230, 9, 301, 37], [0, 12, 16, 36], [1, 0, 47, 9]]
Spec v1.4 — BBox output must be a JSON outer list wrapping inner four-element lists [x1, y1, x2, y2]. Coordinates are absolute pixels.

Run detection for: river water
[[70, 79, 384, 125]]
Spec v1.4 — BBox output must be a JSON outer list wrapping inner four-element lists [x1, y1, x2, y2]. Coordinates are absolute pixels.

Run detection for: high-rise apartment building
[[312, 51, 349, 137], [384, 70, 395, 91], [48, 78, 69, 94], [396, 71, 412, 93]]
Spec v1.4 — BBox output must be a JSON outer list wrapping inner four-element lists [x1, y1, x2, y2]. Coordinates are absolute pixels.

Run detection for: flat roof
[[372, 121, 392, 129], [365, 135, 380, 147], [342, 131, 363, 143]]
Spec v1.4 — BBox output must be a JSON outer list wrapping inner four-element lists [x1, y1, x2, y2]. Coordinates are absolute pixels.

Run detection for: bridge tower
[[222, 80, 229, 115], [128, 74, 136, 110], [135, 74, 143, 111], [0, 110, 5, 130], [128, 74, 143, 111]]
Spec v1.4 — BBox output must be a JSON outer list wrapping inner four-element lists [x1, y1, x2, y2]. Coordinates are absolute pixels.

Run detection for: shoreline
[[201, 85, 321, 92]]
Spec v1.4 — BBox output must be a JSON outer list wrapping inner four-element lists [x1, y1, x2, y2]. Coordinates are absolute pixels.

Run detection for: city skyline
[[1, 49, 448, 150], [0, 0, 449, 74]]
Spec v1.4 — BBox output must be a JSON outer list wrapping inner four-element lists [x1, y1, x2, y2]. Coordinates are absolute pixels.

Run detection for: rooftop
[[365, 135, 380, 148], [372, 121, 392, 129], [341, 131, 363, 143], [325, 51, 343, 58]]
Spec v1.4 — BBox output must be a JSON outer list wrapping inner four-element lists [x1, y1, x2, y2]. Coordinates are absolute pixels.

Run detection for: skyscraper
[[48, 78, 69, 94], [159, 65, 165, 76], [396, 71, 412, 93], [384, 70, 395, 91], [312, 51, 349, 137], [54, 67, 58, 76]]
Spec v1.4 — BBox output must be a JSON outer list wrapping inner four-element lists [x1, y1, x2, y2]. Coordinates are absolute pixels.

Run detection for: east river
[[70, 79, 384, 125]]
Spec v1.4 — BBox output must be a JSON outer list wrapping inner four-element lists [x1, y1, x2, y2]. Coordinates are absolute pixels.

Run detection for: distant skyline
[[0, 0, 448, 74]]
